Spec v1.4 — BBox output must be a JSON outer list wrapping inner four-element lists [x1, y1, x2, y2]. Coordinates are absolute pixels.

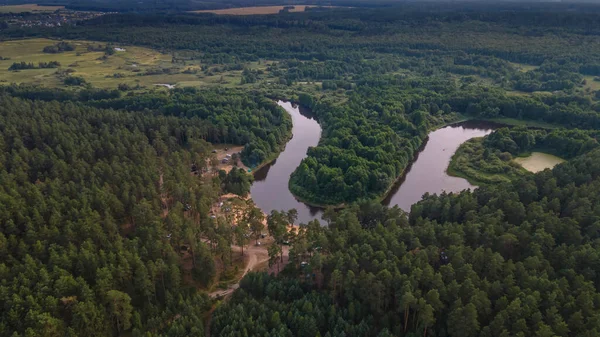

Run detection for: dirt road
[[208, 242, 289, 298]]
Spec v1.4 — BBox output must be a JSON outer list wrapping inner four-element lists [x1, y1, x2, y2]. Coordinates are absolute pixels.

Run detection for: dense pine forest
[[214, 148, 600, 337], [0, 87, 289, 336], [7, 5, 599, 205], [1, 2, 600, 337]]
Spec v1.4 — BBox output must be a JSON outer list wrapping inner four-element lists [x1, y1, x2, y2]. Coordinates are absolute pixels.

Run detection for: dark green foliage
[[39, 60, 61, 68], [0, 85, 292, 167], [511, 62, 583, 92], [216, 148, 600, 337], [89, 87, 291, 167], [3, 5, 600, 337], [42, 41, 75, 53], [8, 61, 61, 70], [450, 127, 600, 184], [484, 127, 599, 158], [63, 75, 87, 86], [0, 84, 291, 336], [220, 167, 253, 197], [8, 61, 36, 70], [0, 83, 291, 336], [0, 91, 223, 336], [290, 82, 461, 205]]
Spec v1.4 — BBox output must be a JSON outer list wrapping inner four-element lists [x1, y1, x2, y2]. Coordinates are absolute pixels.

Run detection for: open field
[[510, 62, 539, 72], [0, 4, 64, 13], [0, 38, 271, 89], [192, 5, 335, 15], [514, 152, 565, 173], [583, 76, 600, 91]]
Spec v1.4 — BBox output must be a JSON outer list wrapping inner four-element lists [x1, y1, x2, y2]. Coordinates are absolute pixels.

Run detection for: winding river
[[382, 121, 495, 210], [251, 101, 496, 224], [250, 101, 323, 224]]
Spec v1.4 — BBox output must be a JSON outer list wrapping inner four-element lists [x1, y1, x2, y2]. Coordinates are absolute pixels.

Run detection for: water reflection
[[251, 103, 497, 223], [250, 101, 323, 225], [382, 121, 495, 211]]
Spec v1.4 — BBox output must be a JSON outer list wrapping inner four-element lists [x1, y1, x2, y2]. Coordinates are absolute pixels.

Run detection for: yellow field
[[193, 5, 332, 15], [0, 4, 64, 13], [0, 38, 258, 89]]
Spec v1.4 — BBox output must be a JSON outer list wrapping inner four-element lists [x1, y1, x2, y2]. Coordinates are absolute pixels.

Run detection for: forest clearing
[[3, 3, 600, 337], [514, 152, 565, 172]]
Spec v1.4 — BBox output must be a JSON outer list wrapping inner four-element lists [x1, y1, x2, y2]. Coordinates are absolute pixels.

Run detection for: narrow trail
[[204, 241, 289, 337], [159, 172, 169, 218], [207, 242, 289, 298]]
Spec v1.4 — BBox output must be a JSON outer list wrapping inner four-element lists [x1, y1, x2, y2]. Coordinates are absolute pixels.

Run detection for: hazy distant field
[[193, 5, 333, 15], [0, 4, 64, 13], [0, 38, 269, 89]]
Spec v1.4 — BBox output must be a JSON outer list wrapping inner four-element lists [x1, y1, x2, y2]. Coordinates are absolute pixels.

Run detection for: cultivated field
[[0, 4, 64, 13], [193, 5, 333, 15], [0, 38, 259, 89]]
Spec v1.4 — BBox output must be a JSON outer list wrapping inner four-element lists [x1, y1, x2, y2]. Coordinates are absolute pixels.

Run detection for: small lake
[[251, 102, 497, 224]]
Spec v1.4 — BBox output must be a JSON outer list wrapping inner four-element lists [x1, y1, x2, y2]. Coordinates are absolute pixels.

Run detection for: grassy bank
[[447, 137, 528, 185]]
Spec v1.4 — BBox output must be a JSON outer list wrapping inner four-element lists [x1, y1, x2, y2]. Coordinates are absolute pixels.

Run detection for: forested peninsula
[[1, 3, 600, 337]]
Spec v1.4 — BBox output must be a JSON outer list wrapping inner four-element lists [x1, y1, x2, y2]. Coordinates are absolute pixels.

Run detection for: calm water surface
[[382, 121, 495, 211], [250, 101, 323, 224], [251, 102, 496, 223]]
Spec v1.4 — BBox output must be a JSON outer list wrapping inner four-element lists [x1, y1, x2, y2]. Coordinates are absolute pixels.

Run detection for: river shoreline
[[284, 114, 476, 211], [247, 100, 522, 220], [250, 100, 323, 224]]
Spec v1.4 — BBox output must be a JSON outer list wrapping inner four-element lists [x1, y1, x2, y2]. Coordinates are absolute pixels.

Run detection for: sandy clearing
[[514, 152, 565, 173], [208, 242, 289, 298]]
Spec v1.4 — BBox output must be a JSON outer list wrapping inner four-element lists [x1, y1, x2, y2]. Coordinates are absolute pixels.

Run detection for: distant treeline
[[8, 60, 61, 70], [42, 41, 75, 53]]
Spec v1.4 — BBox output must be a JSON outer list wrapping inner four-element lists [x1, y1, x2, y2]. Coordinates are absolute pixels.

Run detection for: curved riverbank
[[382, 121, 496, 211], [250, 101, 323, 225], [249, 103, 501, 222]]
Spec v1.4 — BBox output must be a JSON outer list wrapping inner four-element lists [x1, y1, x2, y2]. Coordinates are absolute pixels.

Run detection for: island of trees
[[0, 2, 600, 337]]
